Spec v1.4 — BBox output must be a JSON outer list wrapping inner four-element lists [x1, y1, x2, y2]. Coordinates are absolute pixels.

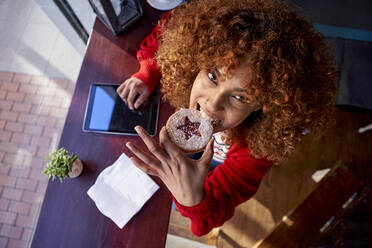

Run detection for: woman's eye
[[208, 72, 218, 84], [232, 95, 247, 103]]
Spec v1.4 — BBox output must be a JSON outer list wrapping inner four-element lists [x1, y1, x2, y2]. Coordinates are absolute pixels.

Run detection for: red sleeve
[[131, 11, 171, 93], [173, 143, 273, 236]]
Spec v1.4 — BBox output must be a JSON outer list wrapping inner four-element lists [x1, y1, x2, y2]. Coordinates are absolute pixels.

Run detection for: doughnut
[[166, 109, 213, 153]]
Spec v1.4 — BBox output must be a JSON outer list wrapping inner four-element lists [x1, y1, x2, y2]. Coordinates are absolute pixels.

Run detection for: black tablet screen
[[83, 84, 159, 136]]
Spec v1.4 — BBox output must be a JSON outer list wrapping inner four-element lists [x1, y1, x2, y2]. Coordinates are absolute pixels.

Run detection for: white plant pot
[[68, 158, 83, 178]]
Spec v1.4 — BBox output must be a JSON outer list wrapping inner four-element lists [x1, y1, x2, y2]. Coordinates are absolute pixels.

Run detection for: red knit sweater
[[131, 11, 273, 236]]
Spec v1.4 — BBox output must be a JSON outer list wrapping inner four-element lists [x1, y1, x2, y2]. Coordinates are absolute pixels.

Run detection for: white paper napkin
[[87, 153, 159, 228]]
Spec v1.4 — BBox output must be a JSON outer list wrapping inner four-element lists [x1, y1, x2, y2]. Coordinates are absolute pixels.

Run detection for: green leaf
[[42, 148, 79, 182]]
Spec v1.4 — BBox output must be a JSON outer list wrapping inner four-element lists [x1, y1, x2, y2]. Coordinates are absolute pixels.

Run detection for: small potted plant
[[43, 148, 83, 182]]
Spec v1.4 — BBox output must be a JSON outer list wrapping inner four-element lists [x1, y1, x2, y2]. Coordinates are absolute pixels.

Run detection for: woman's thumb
[[199, 139, 214, 168]]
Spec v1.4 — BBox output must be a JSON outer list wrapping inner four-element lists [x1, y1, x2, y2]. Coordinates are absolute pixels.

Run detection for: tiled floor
[[0, 71, 74, 248], [0, 0, 83, 82], [0, 0, 80, 247]]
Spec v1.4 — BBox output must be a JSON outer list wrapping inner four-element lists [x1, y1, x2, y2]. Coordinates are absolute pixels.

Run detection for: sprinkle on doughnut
[[176, 116, 201, 140], [166, 109, 213, 153]]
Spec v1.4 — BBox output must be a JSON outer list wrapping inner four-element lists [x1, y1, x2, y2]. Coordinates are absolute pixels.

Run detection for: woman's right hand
[[126, 126, 214, 207], [117, 77, 150, 110]]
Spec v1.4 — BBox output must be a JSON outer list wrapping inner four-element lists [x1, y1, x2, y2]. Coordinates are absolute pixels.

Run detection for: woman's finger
[[197, 139, 214, 172], [117, 81, 130, 103], [199, 139, 214, 161], [159, 127, 185, 162], [134, 126, 170, 164], [126, 142, 161, 168], [116, 80, 127, 94], [134, 87, 149, 109], [127, 85, 140, 110], [121, 85, 130, 103], [130, 156, 159, 177]]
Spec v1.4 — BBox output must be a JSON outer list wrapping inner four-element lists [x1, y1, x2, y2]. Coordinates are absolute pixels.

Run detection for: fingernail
[[126, 142, 132, 149], [134, 126, 141, 133]]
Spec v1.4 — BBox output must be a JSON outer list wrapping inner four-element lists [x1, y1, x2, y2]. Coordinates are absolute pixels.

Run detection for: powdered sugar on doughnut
[[166, 109, 213, 152]]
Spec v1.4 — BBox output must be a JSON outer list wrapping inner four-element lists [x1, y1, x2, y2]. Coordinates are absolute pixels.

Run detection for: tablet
[[83, 83, 160, 136]]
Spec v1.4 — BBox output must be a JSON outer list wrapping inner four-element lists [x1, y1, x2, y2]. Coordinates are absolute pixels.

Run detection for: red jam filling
[[177, 116, 201, 140]]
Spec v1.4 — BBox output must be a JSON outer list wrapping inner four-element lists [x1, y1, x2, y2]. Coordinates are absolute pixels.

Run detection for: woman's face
[[189, 61, 260, 133]]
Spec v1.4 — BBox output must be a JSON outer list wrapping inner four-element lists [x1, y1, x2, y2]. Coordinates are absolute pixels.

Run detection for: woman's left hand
[[126, 126, 214, 207]]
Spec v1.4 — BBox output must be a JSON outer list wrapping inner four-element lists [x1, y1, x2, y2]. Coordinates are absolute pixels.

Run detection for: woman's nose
[[208, 92, 224, 112]]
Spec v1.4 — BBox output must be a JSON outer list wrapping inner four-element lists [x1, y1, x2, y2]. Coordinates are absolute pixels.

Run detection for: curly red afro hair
[[156, 0, 338, 163]]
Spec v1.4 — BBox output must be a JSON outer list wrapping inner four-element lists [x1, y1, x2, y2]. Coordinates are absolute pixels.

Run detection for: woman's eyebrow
[[233, 88, 248, 93], [215, 68, 222, 77]]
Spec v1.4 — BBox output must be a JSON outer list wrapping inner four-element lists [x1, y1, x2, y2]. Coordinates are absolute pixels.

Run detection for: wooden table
[[31, 5, 174, 248]]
